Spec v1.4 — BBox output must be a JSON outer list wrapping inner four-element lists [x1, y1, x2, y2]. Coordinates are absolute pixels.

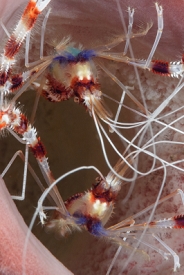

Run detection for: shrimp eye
[[74, 96, 80, 103]]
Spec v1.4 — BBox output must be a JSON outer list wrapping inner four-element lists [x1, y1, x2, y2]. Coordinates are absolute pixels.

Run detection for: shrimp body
[[42, 45, 111, 119], [46, 174, 121, 237], [43, 167, 184, 272]]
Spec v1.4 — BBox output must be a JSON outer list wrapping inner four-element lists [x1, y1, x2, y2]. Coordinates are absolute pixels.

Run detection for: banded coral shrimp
[[1, 0, 184, 275], [23, 160, 184, 274]]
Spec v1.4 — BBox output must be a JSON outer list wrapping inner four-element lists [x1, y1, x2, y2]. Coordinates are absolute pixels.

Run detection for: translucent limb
[[2, 127, 53, 202], [97, 60, 148, 115], [152, 234, 180, 272], [18, 151, 45, 194], [0, 19, 10, 37], [106, 246, 122, 275], [98, 2, 184, 78], [7, 128, 28, 144], [108, 189, 184, 231], [101, 109, 184, 176], [106, 232, 175, 275], [92, 107, 139, 182], [94, 6, 136, 53], [36, 0, 51, 12], [101, 78, 184, 173], [123, 7, 134, 56], [99, 1, 182, 77], [134, 236, 170, 260], [113, 235, 149, 254], [122, 177, 136, 204], [94, 13, 152, 53], [1, 149, 47, 199], [145, 3, 163, 68], [40, 8, 52, 59], [30, 75, 47, 125], [96, 0, 154, 66], [119, 184, 170, 273], [25, 32, 33, 67], [11, 57, 53, 103], [36, 158, 67, 214], [106, 227, 134, 275], [0, 138, 28, 200], [96, 117, 158, 177], [150, 77, 184, 119], [109, 86, 134, 133], [98, 91, 157, 196], [101, 82, 184, 176], [1, 146, 28, 201]]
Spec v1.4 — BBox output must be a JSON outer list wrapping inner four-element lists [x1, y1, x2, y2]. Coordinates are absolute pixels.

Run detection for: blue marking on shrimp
[[53, 48, 96, 64], [74, 213, 107, 236]]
